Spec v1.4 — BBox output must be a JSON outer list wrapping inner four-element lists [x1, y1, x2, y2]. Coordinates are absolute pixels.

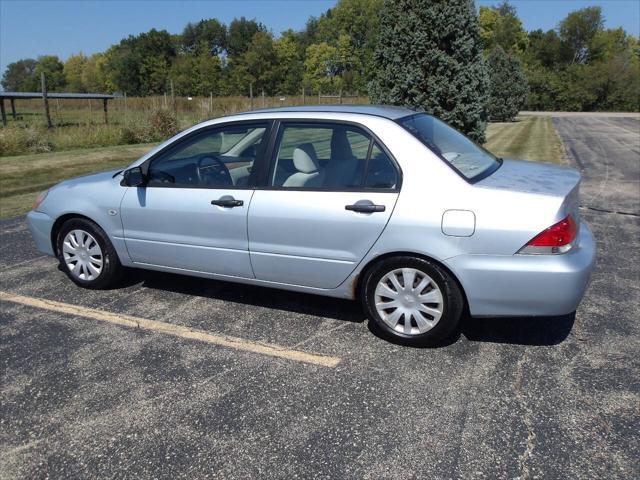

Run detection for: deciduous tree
[[559, 6, 604, 64], [64, 53, 88, 92], [227, 17, 265, 57], [304, 42, 340, 93], [1, 59, 38, 91], [35, 55, 66, 91]]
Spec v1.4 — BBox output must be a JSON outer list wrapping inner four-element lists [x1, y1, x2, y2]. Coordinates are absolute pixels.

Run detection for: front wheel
[[362, 256, 464, 346], [56, 218, 122, 289]]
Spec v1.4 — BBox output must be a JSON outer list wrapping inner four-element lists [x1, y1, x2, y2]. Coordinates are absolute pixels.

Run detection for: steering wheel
[[196, 155, 232, 186]]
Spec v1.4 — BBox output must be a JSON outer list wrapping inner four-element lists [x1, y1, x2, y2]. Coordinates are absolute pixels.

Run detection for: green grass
[[0, 143, 154, 219], [484, 115, 565, 164]]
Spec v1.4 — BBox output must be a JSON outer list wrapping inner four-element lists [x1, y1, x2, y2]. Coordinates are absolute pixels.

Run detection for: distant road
[[521, 111, 640, 118]]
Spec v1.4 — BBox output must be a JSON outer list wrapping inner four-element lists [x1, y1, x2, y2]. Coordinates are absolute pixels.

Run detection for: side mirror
[[122, 167, 146, 187]]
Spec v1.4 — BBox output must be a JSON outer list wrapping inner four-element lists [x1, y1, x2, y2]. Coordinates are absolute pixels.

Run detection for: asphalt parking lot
[[1, 115, 639, 479]]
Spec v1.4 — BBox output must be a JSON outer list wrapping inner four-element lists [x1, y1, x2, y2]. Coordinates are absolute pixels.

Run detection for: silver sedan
[[27, 106, 596, 345]]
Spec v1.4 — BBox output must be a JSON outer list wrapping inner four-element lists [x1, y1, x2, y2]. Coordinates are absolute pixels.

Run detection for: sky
[[1, 0, 639, 77]]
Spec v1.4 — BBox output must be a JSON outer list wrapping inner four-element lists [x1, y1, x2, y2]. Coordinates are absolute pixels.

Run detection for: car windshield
[[399, 114, 500, 181]]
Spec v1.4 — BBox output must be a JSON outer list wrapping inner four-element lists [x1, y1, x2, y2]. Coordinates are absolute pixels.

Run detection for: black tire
[[56, 217, 123, 289], [361, 256, 464, 346]]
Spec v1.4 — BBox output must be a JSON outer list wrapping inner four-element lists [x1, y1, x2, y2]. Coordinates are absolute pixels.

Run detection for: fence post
[[124, 92, 127, 114], [170, 79, 176, 115], [41, 72, 53, 128], [0, 99, 6, 126], [103, 99, 109, 124], [302, 87, 305, 105], [209, 92, 213, 114], [339, 89, 343, 104], [10, 99, 17, 119], [164, 92, 167, 108], [249, 83, 253, 110], [262, 89, 265, 108], [318, 90, 321, 104]]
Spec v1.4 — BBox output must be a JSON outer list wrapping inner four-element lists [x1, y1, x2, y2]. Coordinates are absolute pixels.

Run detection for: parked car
[[27, 105, 595, 344]]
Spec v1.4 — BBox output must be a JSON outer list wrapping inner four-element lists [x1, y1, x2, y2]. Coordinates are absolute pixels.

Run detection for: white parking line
[[0, 291, 342, 368]]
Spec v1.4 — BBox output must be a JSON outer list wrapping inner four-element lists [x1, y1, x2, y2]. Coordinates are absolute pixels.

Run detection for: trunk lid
[[467, 159, 583, 255], [477, 159, 581, 221]]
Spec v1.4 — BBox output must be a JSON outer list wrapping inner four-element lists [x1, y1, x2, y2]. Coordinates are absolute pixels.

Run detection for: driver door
[[120, 121, 269, 278]]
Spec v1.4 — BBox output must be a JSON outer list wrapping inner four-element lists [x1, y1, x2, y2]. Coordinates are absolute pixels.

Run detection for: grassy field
[[0, 95, 368, 157], [0, 144, 153, 218], [485, 115, 565, 164], [0, 115, 564, 219]]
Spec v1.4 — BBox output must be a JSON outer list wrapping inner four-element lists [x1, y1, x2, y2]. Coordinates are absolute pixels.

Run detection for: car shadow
[[460, 312, 576, 346], [118, 269, 576, 346], [121, 268, 366, 324]]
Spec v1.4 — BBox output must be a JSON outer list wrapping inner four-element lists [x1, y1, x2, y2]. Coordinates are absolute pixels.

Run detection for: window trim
[[255, 119, 402, 193], [140, 119, 273, 190], [397, 113, 502, 184]]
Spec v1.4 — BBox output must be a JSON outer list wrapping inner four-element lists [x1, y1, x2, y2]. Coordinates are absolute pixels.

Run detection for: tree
[[35, 55, 66, 91], [304, 42, 340, 93], [181, 18, 227, 55], [238, 31, 278, 94], [589, 28, 634, 63], [369, 0, 489, 142], [82, 53, 111, 93], [559, 6, 604, 64], [170, 54, 222, 96], [1, 59, 38, 91], [227, 17, 265, 57], [486, 46, 528, 121], [105, 29, 176, 95], [274, 30, 304, 94], [311, 0, 383, 90], [524, 29, 573, 68], [335, 33, 362, 91], [479, 1, 528, 54], [64, 53, 88, 92]]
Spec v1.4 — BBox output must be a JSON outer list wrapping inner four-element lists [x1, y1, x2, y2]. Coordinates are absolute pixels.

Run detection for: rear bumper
[[26, 210, 55, 256], [445, 222, 596, 317]]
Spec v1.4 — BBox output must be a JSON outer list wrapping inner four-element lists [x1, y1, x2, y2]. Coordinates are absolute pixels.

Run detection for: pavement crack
[[580, 205, 640, 217]]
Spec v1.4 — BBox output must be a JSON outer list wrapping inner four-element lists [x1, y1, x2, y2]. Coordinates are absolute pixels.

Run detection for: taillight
[[33, 190, 48, 210], [518, 215, 578, 254]]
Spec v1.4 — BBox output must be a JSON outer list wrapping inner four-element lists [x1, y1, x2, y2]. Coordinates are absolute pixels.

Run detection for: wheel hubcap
[[62, 230, 103, 281], [374, 268, 444, 335]]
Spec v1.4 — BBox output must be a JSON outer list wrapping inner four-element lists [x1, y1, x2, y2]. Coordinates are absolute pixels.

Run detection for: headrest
[[293, 143, 320, 173], [331, 128, 354, 160]]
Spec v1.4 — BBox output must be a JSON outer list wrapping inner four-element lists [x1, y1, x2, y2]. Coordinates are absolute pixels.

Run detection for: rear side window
[[270, 123, 398, 190], [365, 143, 398, 189], [399, 114, 500, 181]]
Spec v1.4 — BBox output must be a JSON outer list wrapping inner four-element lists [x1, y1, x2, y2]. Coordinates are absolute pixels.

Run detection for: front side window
[[147, 123, 267, 188], [399, 114, 500, 181], [270, 124, 397, 190]]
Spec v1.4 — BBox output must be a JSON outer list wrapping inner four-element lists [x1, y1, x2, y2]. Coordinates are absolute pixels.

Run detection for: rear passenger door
[[248, 121, 400, 289]]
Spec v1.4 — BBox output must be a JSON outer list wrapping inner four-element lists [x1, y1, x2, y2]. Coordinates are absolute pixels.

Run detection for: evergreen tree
[[487, 46, 528, 121], [369, 0, 489, 142]]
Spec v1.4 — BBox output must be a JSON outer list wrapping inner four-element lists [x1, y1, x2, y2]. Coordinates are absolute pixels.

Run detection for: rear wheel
[[56, 218, 122, 289], [362, 256, 463, 346]]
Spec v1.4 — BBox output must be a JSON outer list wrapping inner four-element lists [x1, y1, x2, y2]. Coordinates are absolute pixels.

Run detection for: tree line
[[2, 0, 638, 115]]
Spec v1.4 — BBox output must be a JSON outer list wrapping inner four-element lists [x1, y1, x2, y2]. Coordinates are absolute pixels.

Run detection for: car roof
[[233, 104, 418, 120]]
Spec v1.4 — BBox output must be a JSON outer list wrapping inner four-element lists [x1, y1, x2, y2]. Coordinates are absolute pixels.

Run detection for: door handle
[[211, 197, 243, 208], [345, 203, 385, 213]]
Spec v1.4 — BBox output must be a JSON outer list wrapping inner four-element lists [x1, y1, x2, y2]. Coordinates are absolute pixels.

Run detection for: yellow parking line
[[0, 291, 341, 368]]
